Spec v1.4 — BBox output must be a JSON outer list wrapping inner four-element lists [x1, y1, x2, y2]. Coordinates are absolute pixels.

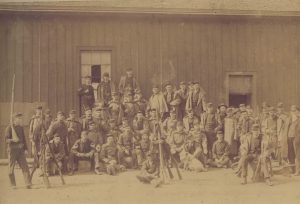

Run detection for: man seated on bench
[[69, 131, 95, 175], [45, 133, 66, 176]]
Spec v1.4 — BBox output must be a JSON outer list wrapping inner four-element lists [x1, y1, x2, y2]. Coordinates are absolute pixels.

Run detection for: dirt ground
[[0, 165, 300, 204]]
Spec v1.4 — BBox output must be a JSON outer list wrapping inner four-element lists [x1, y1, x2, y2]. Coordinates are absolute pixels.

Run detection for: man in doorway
[[78, 76, 95, 112]]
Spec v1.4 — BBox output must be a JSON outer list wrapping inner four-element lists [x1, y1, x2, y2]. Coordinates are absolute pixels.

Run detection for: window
[[80, 51, 111, 101]]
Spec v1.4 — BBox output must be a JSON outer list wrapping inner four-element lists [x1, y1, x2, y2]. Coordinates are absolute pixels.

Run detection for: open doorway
[[226, 73, 256, 108], [80, 51, 111, 102]]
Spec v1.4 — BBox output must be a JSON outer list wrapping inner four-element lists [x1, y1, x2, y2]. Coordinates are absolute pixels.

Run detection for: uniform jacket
[[46, 140, 66, 161], [118, 76, 139, 94], [185, 90, 206, 116]]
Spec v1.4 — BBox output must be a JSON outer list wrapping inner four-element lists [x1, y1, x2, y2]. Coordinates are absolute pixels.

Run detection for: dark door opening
[[91, 65, 101, 83], [229, 94, 252, 108]]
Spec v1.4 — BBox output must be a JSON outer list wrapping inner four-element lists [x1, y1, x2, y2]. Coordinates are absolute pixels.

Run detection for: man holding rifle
[[5, 112, 32, 189]]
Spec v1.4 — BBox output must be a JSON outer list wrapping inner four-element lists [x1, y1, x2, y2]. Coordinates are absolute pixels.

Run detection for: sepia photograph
[[0, 0, 300, 204]]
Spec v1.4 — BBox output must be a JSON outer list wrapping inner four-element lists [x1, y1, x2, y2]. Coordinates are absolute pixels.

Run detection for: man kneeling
[[69, 131, 95, 175], [100, 136, 120, 175], [210, 131, 230, 168], [45, 133, 66, 176]]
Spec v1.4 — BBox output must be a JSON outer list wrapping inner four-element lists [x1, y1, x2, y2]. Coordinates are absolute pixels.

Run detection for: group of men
[[5, 68, 300, 189]]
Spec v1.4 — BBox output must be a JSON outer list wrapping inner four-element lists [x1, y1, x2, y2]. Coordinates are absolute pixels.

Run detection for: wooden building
[[0, 0, 300, 158]]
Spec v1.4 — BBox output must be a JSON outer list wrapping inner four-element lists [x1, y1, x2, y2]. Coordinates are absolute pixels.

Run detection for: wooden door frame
[[225, 71, 257, 109], [76, 46, 116, 115]]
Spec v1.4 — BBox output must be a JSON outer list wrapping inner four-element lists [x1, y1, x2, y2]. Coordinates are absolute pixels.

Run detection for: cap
[[112, 91, 119, 96], [152, 84, 160, 89], [135, 89, 142, 94], [239, 104, 246, 108], [193, 81, 200, 85], [69, 110, 76, 114], [57, 111, 65, 116], [186, 108, 194, 113], [179, 81, 186, 85], [103, 72, 109, 77], [149, 108, 157, 112], [170, 109, 176, 114], [36, 105, 43, 110], [88, 121, 95, 125], [53, 133, 60, 138], [45, 109, 51, 114], [85, 109, 92, 114], [122, 117, 128, 122], [218, 103, 227, 109], [164, 81, 172, 87], [291, 105, 298, 112], [277, 102, 284, 108], [216, 131, 223, 135], [252, 124, 260, 131], [14, 112, 23, 118], [84, 76, 91, 79]]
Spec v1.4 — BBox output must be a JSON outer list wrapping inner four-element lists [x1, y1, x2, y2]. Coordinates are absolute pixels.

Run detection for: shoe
[[68, 171, 74, 176], [293, 172, 300, 176], [265, 178, 273, 186], [95, 169, 103, 175], [26, 185, 32, 189], [241, 177, 247, 185], [11, 186, 17, 190]]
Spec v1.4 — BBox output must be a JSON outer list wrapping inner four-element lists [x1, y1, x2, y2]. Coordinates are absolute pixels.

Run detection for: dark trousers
[[69, 152, 93, 171], [8, 147, 31, 187]]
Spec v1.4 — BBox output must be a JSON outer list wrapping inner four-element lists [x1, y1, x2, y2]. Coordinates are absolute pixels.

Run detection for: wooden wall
[[0, 13, 300, 117]]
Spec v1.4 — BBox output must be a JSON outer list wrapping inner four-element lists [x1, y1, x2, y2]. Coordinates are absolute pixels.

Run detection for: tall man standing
[[186, 82, 206, 118], [97, 72, 114, 106], [5, 113, 31, 189], [118, 68, 140, 96]]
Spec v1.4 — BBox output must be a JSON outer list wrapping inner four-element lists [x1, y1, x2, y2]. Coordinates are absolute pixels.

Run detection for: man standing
[[97, 72, 114, 106], [200, 103, 218, 159], [78, 76, 95, 112], [148, 85, 168, 120], [163, 82, 181, 119], [66, 110, 82, 154], [183, 109, 200, 132], [176, 81, 189, 121], [276, 102, 288, 165], [186, 82, 206, 118], [118, 68, 140, 96], [134, 90, 148, 115], [108, 92, 124, 125], [5, 113, 31, 189]]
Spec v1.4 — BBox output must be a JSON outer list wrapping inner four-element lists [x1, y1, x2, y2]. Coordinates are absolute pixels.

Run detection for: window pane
[[81, 52, 91, 65], [91, 52, 101, 64], [100, 52, 111, 64]]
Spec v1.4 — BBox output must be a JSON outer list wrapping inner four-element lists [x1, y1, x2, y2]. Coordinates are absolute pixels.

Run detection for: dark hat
[[103, 72, 109, 77], [291, 105, 298, 112], [277, 102, 284, 108], [85, 109, 92, 113], [69, 110, 76, 114], [218, 103, 227, 109], [14, 112, 23, 118], [240, 110, 248, 114], [187, 81, 193, 85], [135, 89, 142, 94], [36, 105, 43, 110], [57, 111, 65, 116], [53, 133, 60, 138], [88, 121, 95, 125], [179, 81, 186, 85], [252, 124, 260, 131], [239, 104, 246, 108], [150, 108, 157, 112], [193, 81, 200, 85], [164, 81, 172, 87]]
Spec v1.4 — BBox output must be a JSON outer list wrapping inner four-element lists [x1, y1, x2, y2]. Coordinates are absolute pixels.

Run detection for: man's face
[[126, 71, 133, 78], [85, 78, 91, 85], [170, 112, 176, 119], [135, 94, 142, 100], [89, 124, 96, 131], [54, 137, 61, 144], [252, 130, 260, 138], [69, 113, 76, 119], [122, 121, 129, 127], [165, 85, 172, 92], [217, 134, 224, 141], [57, 114, 65, 121], [152, 87, 159, 94], [107, 137, 114, 145], [136, 113, 143, 120], [81, 132, 88, 142], [86, 112, 92, 119], [193, 84, 200, 91], [103, 76, 109, 82], [177, 125, 184, 132], [219, 106, 226, 113], [187, 112, 194, 118], [36, 109, 42, 116], [180, 84, 186, 90], [269, 111, 276, 118], [14, 117, 23, 126], [150, 111, 156, 118]]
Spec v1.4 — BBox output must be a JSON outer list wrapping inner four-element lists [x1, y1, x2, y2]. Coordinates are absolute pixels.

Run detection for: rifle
[[41, 109, 65, 185], [10, 74, 19, 143]]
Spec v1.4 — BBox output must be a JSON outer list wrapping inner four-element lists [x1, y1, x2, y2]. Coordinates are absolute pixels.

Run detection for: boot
[[241, 177, 247, 185], [9, 174, 16, 187], [265, 178, 273, 186]]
